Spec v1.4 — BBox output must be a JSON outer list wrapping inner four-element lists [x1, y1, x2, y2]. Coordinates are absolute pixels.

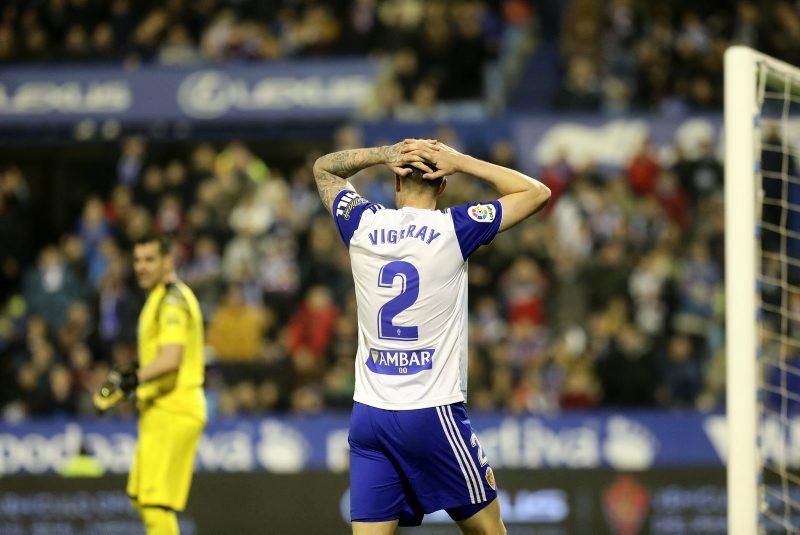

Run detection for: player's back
[[333, 190, 502, 410]]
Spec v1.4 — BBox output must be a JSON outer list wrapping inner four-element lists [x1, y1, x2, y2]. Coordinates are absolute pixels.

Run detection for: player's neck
[[398, 195, 436, 210], [154, 272, 178, 291]]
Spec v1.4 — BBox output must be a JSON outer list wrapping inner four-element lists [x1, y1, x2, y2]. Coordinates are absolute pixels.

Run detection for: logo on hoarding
[[0, 81, 131, 114], [177, 69, 375, 119], [602, 474, 650, 535], [177, 71, 231, 119], [256, 420, 310, 473], [603, 417, 658, 470], [703, 414, 800, 468]]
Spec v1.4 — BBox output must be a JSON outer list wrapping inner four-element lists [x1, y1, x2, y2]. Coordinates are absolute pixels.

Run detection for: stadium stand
[[0, 127, 728, 419], [2, 0, 800, 422]]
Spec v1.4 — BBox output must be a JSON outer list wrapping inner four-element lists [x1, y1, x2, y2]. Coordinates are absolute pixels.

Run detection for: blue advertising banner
[[0, 60, 379, 124], [2, 411, 797, 476]]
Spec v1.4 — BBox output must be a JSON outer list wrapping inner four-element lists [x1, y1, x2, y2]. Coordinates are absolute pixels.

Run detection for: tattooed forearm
[[313, 145, 400, 213], [316, 146, 395, 179], [313, 167, 351, 214]]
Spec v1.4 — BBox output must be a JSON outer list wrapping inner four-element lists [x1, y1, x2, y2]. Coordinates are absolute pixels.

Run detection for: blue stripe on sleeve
[[332, 189, 381, 247]]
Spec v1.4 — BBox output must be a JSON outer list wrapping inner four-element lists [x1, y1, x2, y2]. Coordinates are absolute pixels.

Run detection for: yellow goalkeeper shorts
[[127, 405, 204, 511]]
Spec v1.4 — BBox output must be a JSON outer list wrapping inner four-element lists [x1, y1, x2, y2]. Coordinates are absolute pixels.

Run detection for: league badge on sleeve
[[468, 204, 496, 223]]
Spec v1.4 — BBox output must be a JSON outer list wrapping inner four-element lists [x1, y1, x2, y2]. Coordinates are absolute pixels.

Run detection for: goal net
[[725, 46, 800, 535]]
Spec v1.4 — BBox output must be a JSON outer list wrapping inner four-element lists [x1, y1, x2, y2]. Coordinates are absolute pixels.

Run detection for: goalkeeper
[[94, 233, 206, 535]]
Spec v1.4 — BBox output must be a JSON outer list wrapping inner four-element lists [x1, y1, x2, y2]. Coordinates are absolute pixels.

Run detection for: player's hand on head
[[401, 138, 438, 155], [386, 141, 426, 176], [387, 139, 435, 176], [401, 139, 462, 180], [400, 139, 441, 176]]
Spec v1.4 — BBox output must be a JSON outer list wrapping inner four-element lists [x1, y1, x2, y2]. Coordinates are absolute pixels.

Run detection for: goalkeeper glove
[[92, 369, 138, 413]]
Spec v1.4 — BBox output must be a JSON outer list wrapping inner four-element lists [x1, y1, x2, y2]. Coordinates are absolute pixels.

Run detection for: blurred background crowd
[[556, 0, 800, 112], [0, 0, 798, 112], [0, 0, 799, 422], [0, 126, 733, 420]]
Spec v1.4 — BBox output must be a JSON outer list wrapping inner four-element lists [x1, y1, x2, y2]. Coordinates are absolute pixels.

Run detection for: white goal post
[[725, 45, 800, 535], [725, 44, 759, 535]]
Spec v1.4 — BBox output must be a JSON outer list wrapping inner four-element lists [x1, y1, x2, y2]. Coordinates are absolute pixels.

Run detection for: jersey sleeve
[[332, 189, 383, 247], [449, 200, 503, 260], [157, 288, 190, 346]]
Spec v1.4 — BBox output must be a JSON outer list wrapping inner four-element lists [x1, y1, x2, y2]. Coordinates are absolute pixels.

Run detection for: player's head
[[395, 165, 446, 208], [133, 233, 174, 291]]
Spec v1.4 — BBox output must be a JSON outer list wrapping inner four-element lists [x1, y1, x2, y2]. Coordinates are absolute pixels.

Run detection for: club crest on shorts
[[468, 204, 495, 223], [485, 467, 496, 490]]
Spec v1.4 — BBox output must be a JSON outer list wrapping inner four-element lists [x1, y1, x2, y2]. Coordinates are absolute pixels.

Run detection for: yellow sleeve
[[158, 296, 190, 346]]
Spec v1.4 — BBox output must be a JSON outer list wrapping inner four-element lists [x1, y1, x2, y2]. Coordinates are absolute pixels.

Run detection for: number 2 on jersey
[[377, 261, 419, 341]]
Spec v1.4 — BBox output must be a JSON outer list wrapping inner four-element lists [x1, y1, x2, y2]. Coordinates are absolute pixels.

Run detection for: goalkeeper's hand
[[92, 369, 138, 413]]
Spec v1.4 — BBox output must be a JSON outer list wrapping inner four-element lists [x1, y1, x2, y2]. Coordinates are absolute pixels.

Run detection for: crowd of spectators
[[0, 0, 528, 110], [1, 0, 798, 421], [10, 0, 800, 115], [0, 123, 756, 421], [557, 0, 800, 112]]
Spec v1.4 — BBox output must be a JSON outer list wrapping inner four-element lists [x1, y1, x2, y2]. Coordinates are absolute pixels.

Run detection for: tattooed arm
[[312, 144, 398, 214], [312, 141, 432, 214]]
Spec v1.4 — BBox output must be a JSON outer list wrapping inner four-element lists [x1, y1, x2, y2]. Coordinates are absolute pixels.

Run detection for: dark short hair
[[133, 233, 172, 255], [398, 164, 444, 191]]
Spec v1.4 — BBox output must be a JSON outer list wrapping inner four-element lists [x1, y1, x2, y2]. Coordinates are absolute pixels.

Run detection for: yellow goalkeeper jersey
[[136, 280, 206, 423]]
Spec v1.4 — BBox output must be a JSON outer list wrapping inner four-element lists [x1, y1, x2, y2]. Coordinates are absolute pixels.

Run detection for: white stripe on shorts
[[435, 405, 477, 504], [445, 405, 487, 502]]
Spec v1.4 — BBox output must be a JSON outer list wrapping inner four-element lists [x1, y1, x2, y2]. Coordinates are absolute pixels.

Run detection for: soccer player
[[314, 139, 551, 534], [93, 234, 206, 535]]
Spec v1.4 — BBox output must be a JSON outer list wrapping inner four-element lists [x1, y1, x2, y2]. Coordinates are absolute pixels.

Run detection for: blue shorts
[[349, 401, 498, 527]]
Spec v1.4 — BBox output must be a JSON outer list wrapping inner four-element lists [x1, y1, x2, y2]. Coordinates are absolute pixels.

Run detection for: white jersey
[[332, 189, 503, 410]]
